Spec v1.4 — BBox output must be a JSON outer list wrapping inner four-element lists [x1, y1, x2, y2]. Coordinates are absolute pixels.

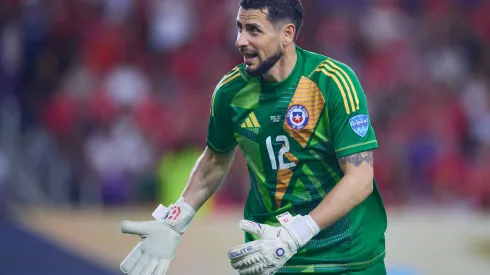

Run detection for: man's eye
[[249, 27, 259, 33]]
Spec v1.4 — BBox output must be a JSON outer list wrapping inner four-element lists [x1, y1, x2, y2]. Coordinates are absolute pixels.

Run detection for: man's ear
[[283, 23, 296, 46]]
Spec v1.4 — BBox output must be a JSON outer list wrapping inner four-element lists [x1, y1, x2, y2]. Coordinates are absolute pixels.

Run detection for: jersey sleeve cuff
[[206, 139, 237, 154], [335, 140, 378, 159]]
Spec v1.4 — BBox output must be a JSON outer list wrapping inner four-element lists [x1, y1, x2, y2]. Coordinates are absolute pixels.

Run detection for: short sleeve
[[324, 61, 378, 159], [206, 86, 237, 154]]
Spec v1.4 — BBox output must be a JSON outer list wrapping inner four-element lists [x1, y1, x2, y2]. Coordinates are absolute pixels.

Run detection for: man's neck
[[261, 45, 297, 83]]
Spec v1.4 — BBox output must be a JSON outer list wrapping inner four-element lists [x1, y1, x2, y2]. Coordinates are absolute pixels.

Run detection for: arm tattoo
[[338, 151, 373, 168]]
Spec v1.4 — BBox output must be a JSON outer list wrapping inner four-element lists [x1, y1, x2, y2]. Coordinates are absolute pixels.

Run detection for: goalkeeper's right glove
[[120, 198, 196, 275]]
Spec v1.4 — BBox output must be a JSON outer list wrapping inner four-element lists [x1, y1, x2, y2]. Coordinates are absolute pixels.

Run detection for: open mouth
[[243, 52, 258, 61]]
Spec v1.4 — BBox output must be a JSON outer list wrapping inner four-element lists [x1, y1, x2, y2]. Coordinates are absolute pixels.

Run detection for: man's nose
[[235, 32, 249, 48]]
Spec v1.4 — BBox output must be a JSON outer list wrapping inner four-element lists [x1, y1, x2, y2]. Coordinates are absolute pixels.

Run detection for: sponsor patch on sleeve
[[349, 115, 370, 137]]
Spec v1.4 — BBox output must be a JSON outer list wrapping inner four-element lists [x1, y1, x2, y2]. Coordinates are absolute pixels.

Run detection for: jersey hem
[[335, 140, 378, 159], [276, 250, 385, 273]]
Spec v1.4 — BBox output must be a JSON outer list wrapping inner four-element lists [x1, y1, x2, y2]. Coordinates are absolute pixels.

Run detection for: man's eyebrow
[[236, 22, 262, 30], [246, 23, 262, 29]]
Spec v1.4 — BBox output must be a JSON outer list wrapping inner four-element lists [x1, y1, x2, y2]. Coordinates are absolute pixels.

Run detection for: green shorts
[[280, 261, 386, 275]]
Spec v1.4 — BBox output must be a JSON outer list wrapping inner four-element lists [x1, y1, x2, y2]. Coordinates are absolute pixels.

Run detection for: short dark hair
[[239, 0, 304, 40]]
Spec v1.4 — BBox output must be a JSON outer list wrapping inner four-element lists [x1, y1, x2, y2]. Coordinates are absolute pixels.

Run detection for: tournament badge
[[349, 115, 370, 137], [286, 104, 309, 130]]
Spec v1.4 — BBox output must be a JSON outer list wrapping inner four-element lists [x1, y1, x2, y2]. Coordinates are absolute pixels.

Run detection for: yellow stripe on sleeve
[[316, 68, 351, 114], [319, 62, 356, 112], [218, 73, 240, 89], [211, 70, 241, 117], [214, 68, 239, 90], [211, 91, 216, 117], [325, 59, 359, 110], [335, 140, 378, 153], [223, 67, 239, 79]]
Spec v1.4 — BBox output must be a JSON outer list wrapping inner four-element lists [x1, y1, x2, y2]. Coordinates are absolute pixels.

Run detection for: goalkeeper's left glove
[[227, 212, 320, 275]]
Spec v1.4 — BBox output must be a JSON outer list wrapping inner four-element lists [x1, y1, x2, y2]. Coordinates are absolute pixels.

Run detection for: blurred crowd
[[0, 0, 489, 210]]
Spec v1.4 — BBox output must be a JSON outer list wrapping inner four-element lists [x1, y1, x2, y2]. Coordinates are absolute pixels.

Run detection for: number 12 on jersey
[[265, 135, 296, 170]]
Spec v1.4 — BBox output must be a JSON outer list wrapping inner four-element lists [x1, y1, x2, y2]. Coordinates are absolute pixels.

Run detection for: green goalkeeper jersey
[[206, 46, 387, 273]]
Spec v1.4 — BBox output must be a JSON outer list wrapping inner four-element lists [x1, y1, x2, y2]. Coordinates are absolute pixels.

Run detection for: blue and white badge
[[349, 115, 370, 137], [286, 104, 309, 130]]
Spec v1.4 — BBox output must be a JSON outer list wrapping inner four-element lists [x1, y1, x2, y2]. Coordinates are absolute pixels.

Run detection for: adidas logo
[[241, 112, 261, 128]]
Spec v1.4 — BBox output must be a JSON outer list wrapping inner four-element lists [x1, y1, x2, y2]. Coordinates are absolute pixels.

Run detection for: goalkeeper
[[119, 0, 388, 274]]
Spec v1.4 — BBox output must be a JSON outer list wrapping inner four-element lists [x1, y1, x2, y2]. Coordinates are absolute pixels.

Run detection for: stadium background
[[0, 0, 489, 274]]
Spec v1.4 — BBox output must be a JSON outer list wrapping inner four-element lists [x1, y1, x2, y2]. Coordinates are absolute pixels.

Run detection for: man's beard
[[245, 48, 283, 78]]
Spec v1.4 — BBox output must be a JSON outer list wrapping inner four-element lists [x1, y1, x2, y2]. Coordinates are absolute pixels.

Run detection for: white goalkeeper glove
[[120, 199, 196, 275], [228, 212, 320, 275]]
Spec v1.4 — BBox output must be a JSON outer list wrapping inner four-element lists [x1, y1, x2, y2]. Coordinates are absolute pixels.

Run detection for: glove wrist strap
[[152, 198, 196, 234], [303, 214, 321, 236], [277, 213, 321, 248]]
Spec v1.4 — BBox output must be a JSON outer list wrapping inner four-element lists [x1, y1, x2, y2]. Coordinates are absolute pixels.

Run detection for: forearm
[[309, 173, 373, 230], [181, 147, 235, 211], [309, 151, 374, 230]]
